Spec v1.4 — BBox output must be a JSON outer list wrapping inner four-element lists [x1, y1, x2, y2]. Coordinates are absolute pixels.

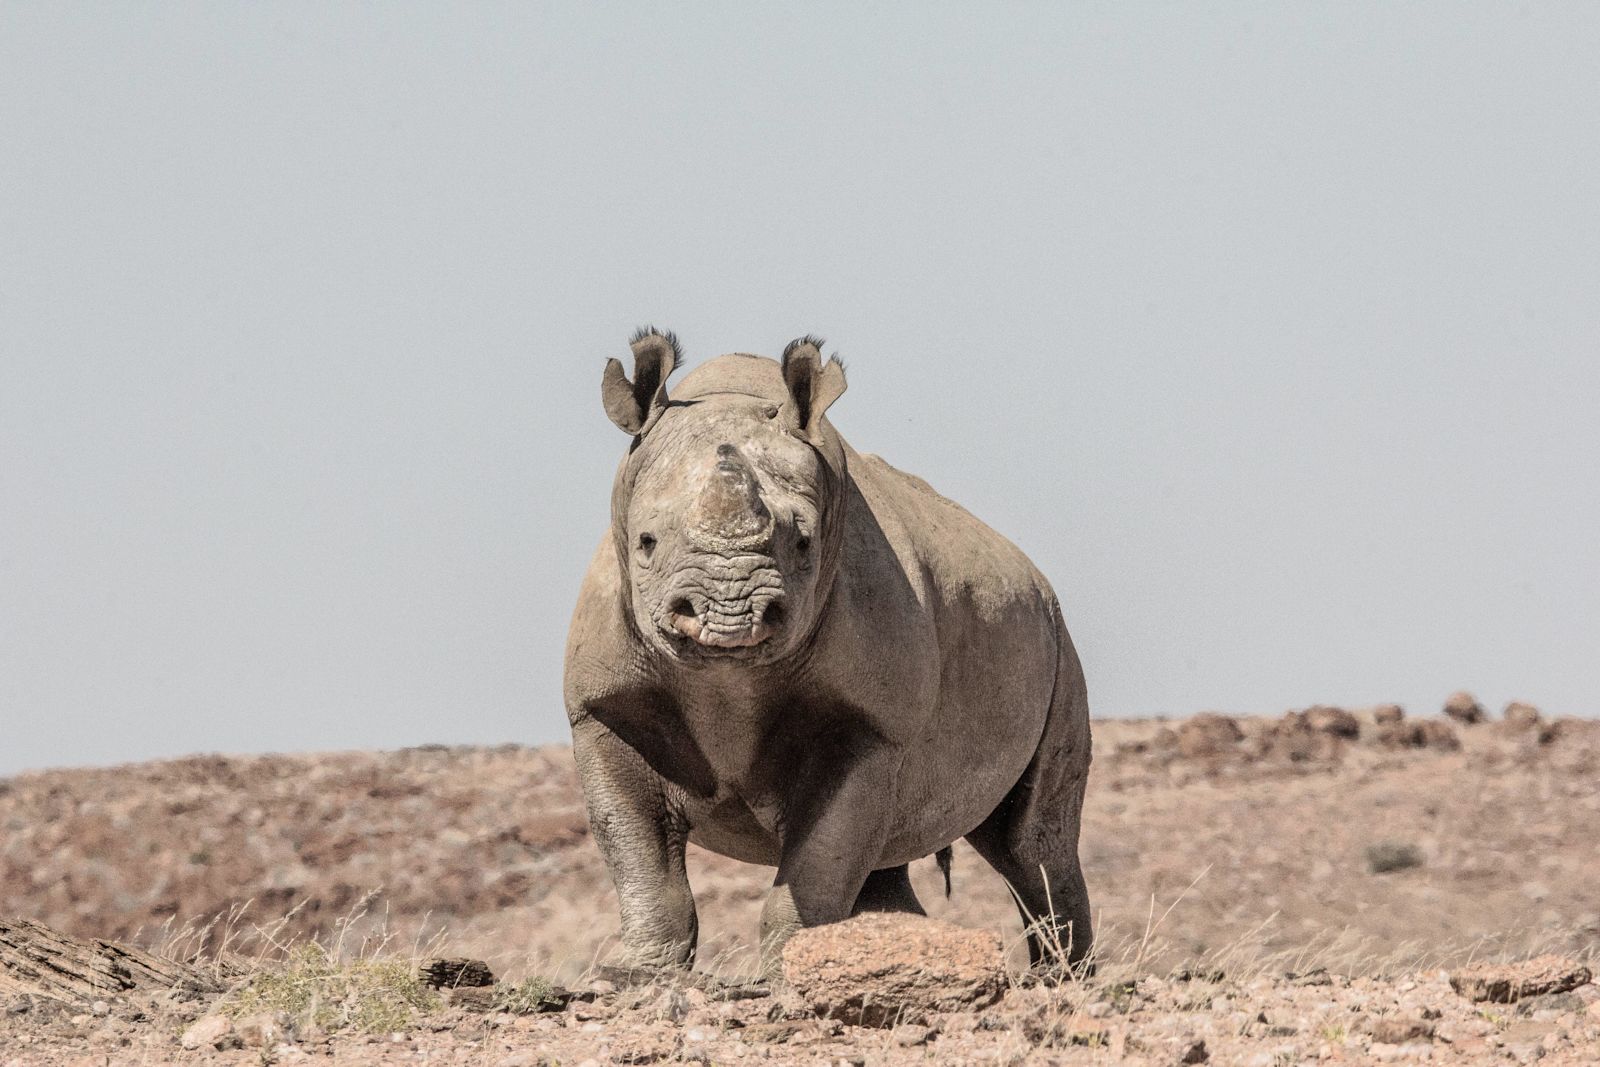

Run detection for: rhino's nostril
[[761, 601, 785, 629], [668, 597, 696, 621]]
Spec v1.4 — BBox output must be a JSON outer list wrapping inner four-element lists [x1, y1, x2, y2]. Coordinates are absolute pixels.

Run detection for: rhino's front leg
[[572, 716, 698, 969], [759, 741, 899, 974]]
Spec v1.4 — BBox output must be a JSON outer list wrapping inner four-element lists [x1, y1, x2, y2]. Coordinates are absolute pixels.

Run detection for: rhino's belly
[[673, 712, 1040, 871], [680, 792, 783, 866]]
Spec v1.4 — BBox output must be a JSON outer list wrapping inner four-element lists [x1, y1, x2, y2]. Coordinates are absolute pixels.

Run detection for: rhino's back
[[848, 449, 1056, 615]]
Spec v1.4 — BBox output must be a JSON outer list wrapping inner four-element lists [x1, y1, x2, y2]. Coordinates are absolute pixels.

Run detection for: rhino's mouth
[[664, 597, 784, 652]]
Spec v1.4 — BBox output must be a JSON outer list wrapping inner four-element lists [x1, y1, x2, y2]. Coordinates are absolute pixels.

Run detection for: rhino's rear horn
[[780, 335, 847, 443], [602, 327, 681, 435]]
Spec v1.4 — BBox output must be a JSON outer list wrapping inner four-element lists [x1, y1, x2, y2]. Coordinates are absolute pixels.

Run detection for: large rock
[[1176, 714, 1244, 758], [1502, 702, 1541, 731], [1371, 704, 1405, 725], [1448, 956, 1593, 1003], [1443, 691, 1486, 725], [1302, 705, 1361, 738], [1375, 720, 1461, 752], [781, 913, 1006, 1027]]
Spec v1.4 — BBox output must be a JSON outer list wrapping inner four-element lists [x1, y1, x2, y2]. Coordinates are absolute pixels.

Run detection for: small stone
[[1373, 704, 1405, 725], [89, 1001, 109, 1016], [1366, 842, 1424, 874], [588, 979, 617, 996], [1178, 1037, 1210, 1063], [892, 1023, 935, 1046], [1370, 1017, 1434, 1044], [236, 1012, 293, 1048], [180, 1014, 239, 1051], [446, 985, 497, 1011], [657, 988, 691, 1023]]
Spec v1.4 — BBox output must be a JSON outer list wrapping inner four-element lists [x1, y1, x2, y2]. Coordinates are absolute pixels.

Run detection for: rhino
[[563, 329, 1093, 975]]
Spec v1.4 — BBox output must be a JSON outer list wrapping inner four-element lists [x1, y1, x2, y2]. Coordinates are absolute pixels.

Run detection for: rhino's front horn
[[688, 444, 773, 548]]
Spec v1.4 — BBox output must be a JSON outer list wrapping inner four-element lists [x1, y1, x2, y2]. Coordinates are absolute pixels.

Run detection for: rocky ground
[[3, 696, 1598, 1064]]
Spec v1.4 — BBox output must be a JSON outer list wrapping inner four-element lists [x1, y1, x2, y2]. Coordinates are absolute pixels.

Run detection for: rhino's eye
[[638, 532, 657, 555], [795, 534, 811, 555]]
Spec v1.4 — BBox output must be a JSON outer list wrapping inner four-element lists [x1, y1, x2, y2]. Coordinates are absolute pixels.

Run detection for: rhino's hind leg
[[572, 717, 699, 969], [851, 864, 926, 916], [966, 817, 1092, 976], [965, 616, 1094, 976]]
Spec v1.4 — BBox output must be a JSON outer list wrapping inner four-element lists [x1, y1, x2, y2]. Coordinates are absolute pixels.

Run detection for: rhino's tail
[[935, 846, 953, 898]]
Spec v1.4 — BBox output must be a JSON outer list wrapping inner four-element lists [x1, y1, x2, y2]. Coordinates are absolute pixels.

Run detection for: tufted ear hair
[[602, 327, 681, 435], [779, 335, 847, 443]]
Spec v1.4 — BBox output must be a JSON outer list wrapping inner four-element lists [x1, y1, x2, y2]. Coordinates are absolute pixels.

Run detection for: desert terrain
[[3, 697, 1597, 1064]]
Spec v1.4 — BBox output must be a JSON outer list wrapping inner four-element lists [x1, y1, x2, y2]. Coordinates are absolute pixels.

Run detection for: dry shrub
[[222, 942, 440, 1034]]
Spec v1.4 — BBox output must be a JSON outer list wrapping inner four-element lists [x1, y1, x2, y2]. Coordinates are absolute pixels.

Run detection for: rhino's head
[[600, 329, 848, 666]]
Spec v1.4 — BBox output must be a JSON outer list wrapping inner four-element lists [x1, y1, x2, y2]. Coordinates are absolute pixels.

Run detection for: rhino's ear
[[779, 335, 847, 443], [602, 327, 681, 435]]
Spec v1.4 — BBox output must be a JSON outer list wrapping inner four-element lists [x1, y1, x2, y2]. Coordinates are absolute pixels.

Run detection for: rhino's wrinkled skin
[[564, 330, 1093, 975]]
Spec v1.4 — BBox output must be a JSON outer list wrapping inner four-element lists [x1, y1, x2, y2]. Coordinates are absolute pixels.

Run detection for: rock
[[1372, 704, 1405, 725], [1177, 1037, 1209, 1063], [418, 957, 495, 989], [1177, 714, 1245, 758], [442, 986, 496, 1011], [891, 1023, 935, 1046], [1366, 842, 1424, 874], [1503, 702, 1541, 731], [1448, 956, 1593, 1003], [1303, 705, 1361, 738], [180, 1014, 240, 1051], [235, 1011, 293, 1048], [1375, 720, 1460, 752], [781, 913, 1005, 1027], [1443, 691, 1485, 725], [1370, 1016, 1434, 1043]]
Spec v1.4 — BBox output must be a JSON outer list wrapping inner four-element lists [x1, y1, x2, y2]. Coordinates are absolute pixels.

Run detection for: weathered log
[[0, 918, 220, 1002]]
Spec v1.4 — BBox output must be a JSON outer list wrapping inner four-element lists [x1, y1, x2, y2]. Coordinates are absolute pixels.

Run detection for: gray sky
[[3, 4, 1597, 776]]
